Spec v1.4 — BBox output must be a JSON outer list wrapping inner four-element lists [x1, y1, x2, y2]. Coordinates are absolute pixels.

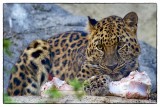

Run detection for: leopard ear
[[123, 12, 138, 27], [87, 16, 97, 33], [123, 12, 138, 34]]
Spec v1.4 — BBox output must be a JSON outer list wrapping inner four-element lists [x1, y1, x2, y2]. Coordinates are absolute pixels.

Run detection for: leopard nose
[[104, 45, 117, 55]]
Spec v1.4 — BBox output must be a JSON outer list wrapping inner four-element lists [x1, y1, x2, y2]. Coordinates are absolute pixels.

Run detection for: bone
[[40, 71, 151, 99], [40, 77, 73, 97], [109, 71, 151, 99]]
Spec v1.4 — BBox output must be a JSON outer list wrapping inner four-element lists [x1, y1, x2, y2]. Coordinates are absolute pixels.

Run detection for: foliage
[[4, 93, 14, 104], [5, 66, 16, 76], [69, 79, 85, 100], [10, 66, 16, 73], [46, 87, 62, 99], [3, 39, 12, 56]]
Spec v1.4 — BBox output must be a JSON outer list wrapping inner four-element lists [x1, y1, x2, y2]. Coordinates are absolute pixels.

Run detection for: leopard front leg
[[76, 63, 112, 96], [83, 75, 111, 96]]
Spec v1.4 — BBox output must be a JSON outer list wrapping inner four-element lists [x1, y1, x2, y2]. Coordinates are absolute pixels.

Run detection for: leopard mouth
[[99, 63, 118, 72], [98, 53, 119, 74]]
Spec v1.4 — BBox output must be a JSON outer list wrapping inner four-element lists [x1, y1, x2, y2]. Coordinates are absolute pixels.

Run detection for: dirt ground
[[57, 4, 156, 48]]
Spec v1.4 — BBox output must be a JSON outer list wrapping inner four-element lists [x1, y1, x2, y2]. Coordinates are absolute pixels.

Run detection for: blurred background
[[57, 4, 157, 48]]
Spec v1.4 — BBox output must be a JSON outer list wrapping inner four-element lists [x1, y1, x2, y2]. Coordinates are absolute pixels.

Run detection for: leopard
[[7, 12, 141, 96]]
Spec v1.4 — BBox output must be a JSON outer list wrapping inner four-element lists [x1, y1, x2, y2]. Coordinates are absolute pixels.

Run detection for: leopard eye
[[97, 44, 103, 50], [117, 41, 125, 50]]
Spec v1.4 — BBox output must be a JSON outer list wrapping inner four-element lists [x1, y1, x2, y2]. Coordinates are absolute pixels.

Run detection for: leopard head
[[86, 12, 138, 68]]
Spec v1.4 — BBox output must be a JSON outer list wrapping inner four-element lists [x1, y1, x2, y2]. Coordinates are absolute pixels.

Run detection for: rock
[[3, 4, 86, 35], [6, 95, 156, 104], [3, 4, 157, 96], [138, 41, 157, 93]]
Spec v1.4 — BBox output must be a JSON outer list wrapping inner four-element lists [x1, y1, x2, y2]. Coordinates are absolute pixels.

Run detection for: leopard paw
[[83, 75, 111, 96]]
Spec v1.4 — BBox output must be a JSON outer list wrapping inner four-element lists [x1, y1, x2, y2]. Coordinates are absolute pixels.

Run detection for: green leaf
[[69, 79, 83, 91], [5, 66, 16, 75], [3, 39, 11, 48], [74, 91, 85, 100], [69, 79, 85, 100], [46, 87, 62, 99], [4, 93, 13, 103], [3, 39, 12, 56], [10, 66, 16, 73]]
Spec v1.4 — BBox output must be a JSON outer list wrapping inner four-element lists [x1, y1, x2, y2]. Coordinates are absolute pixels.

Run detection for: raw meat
[[40, 71, 151, 99], [40, 77, 73, 97], [109, 71, 151, 99]]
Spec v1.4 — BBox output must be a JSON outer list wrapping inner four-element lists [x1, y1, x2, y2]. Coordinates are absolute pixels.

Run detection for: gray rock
[[138, 41, 157, 93], [3, 4, 86, 35], [3, 4, 157, 95]]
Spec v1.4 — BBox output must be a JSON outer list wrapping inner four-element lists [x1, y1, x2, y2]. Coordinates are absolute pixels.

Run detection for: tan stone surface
[[8, 95, 156, 104]]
